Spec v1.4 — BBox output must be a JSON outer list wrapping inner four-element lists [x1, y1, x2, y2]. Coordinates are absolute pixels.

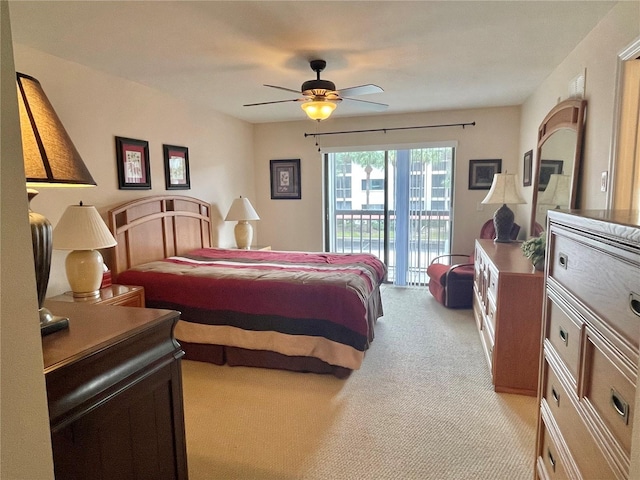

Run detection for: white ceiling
[[8, 1, 617, 124]]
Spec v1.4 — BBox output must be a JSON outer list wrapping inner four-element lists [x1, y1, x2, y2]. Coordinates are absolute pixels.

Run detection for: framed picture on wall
[[163, 144, 190, 190], [523, 150, 533, 186], [468, 159, 502, 190], [270, 159, 301, 199], [115, 136, 151, 190], [538, 160, 564, 191]]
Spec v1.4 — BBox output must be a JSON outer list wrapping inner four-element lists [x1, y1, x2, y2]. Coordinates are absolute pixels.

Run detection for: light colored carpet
[[181, 286, 537, 479]]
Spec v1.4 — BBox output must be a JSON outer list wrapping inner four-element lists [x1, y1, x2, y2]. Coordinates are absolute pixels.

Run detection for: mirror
[[530, 99, 587, 234]]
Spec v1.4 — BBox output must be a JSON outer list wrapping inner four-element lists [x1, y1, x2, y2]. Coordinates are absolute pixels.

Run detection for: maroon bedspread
[[117, 248, 386, 370]]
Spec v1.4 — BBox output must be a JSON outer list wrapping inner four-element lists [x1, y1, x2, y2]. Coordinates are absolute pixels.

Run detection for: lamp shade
[[17, 73, 96, 187], [481, 174, 526, 205], [225, 197, 260, 222], [301, 100, 337, 121], [538, 174, 571, 207], [53, 204, 117, 250]]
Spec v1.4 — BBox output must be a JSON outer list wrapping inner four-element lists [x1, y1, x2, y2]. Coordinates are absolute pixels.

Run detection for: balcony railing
[[331, 209, 451, 285]]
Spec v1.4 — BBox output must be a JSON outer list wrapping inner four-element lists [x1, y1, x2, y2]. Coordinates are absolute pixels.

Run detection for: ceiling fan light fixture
[[301, 100, 337, 121]]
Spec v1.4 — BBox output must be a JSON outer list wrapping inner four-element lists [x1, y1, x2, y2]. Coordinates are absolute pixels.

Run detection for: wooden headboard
[[107, 195, 212, 279]]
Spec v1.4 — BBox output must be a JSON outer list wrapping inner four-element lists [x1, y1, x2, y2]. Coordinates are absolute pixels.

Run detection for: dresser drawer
[[546, 297, 582, 387], [473, 291, 483, 331], [487, 265, 498, 303], [542, 360, 617, 479], [481, 316, 494, 371], [549, 233, 640, 349], [538, 417, 570, 480], [583, 327, 636, 456], [486, 296, 497, 334], [475, 243, 485, 271]]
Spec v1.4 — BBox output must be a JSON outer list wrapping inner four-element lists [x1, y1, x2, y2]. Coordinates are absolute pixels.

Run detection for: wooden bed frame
[[107, 195, 353, 377], [108, 195, 212, 278]]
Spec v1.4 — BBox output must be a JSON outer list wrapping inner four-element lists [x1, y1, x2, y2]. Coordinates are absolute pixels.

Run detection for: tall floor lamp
[[17, 72, 97, 335], [481, 173, 525, 243]]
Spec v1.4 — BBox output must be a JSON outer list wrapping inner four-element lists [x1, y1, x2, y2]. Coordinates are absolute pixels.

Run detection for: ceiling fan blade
[[243, 99, 301, 107], [343, 97, 388, 111], [264, 84, 302, 94], [337, 84, 384, 97]]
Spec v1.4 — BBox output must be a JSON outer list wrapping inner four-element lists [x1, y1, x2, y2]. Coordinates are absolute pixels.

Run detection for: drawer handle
[[558, 253, 568, 269], [551, 386, 560, 406], [559, 327, 569, 346], [610, 388, 629, 425], [547, 448, 556, 472], [630, 292, 640, 317]]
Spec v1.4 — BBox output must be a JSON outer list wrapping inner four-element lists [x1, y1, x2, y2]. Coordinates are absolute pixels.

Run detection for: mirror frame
[[530, 99, 587, 234]]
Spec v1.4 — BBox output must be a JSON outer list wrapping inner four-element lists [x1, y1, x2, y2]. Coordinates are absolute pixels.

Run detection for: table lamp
[[225, 196, 260, 249], [538, 174, 571, 209], [481, 173, 525, 243], [53, 203, 117, 298], [17, 72, 97, 334]]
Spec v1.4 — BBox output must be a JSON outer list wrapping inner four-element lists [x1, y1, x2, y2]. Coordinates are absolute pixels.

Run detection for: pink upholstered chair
[[427, 220, 520, 308]]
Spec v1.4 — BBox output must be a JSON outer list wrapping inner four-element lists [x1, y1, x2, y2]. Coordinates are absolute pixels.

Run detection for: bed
[[107, 195, 386, 378]]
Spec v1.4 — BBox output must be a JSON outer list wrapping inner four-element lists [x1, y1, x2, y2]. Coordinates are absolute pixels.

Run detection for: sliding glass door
[[325, 145, 454, 285]]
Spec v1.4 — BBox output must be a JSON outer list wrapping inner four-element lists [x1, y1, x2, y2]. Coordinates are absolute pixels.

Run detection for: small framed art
[[163, 144, 190, 190], [115, 136, 151, 190], [270, 159, 301, 199], [523, 150, 533, 186], [538, 160, 564, 191], [468, 159, 502, 190]]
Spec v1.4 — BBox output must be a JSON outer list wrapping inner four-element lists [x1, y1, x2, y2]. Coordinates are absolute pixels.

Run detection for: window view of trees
[[326, 146, 453, 285]]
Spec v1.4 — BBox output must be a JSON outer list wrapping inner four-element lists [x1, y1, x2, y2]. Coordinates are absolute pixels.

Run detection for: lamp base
[[493, 203, 515, 243], [40, 307, 69, 336], [234, 221, 253, 249], [66, 249, 104, 298], [28, 189, 68, 335]]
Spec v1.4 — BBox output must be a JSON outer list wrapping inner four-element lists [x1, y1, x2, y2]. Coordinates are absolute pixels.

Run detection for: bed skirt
[[180, 341, 352, 379]]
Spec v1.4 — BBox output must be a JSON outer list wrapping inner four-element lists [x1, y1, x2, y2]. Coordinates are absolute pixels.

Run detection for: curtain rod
[[304, 121, 475, 138]]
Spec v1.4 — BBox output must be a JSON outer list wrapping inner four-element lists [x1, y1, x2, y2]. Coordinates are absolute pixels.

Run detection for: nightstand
[[47, 284, 145, 307], [231, 245, 271, 250]]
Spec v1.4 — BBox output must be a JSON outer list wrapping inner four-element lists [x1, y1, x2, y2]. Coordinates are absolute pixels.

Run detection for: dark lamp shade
[[17, 73, 96, 187]]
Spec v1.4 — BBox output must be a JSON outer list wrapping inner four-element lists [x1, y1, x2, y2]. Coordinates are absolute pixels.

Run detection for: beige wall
[[520, 2, 640, 220], [1, 1, 55, 477], [12, 44, 256, 296], [254, 107, 521, 255]]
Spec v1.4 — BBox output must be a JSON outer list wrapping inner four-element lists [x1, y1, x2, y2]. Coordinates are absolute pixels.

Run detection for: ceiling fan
[[243, 59, 387, 120]]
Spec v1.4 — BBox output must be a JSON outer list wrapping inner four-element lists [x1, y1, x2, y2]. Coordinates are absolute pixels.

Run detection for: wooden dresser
[[473, 239, 544, 396], [42, 301, 188, 480], [535, 210, 640, 479]]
